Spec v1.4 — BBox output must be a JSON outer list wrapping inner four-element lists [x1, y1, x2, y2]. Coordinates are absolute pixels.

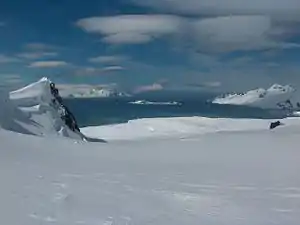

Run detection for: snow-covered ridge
[[0, 78, 84, 139], [213, 84, 298, 109], [81, 116, 300, 141], [129, 100, 181, 106]]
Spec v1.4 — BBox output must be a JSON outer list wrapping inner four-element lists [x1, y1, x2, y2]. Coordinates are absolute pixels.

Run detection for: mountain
[[64, 87, 130, 99], [1, 77, 103, 141], [212, 84, 299, 110]]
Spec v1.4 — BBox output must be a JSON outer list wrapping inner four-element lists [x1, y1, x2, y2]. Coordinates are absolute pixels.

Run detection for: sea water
[[63, 92, 287, 127]]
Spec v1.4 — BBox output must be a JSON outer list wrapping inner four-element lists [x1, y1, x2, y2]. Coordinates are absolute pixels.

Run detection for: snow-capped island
[[56, 84, 130, 99], [213, 84, 299, 110], [67, 88, 130, 98]]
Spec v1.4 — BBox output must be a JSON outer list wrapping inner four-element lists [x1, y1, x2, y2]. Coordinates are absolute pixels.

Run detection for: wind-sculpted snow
[[1, 122, 300, 225], [0, 78, 84, 139], [213, 84, 297, 109]]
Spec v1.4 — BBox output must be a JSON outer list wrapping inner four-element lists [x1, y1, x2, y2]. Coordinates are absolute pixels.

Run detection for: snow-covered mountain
[[0, 77, 95, 140], [62, 87, 130, 98], [213, 84, 299, 109]]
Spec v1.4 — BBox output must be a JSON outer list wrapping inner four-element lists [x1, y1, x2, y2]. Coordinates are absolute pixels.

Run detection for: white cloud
[[134, 83, 164, 93], [186, 81, 222, 89], [17, 52, 58, 60], [72, 65, 125, 76], [190, 15, 300, 53], [88, 55, 128, 64], [0, 74, 22, 84], [28, 61, 69, 68], [77, 13, 299, 53], [72, 67, 101, 76], [125, 1, 300, 53], [0, 74, 24, 91], [131, 0, 300, 16], [17, 43, 59, 60], [24, 43, 57, 51], [76, 15, 183, 44], [0, 54, 21, 63], [84, 67, 98, 73], [191, 16, 272, 52], [103, 33, 152, 44], [102, 66, 125, 72], [203, 81, 222, 88]]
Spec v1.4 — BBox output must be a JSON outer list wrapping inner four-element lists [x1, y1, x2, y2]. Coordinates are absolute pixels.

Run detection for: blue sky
[[1, 0, 300, 92]]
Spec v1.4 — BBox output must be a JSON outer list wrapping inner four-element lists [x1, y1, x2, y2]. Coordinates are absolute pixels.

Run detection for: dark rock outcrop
[[270, 121, 282, 130], [50, 82, 80, 133]]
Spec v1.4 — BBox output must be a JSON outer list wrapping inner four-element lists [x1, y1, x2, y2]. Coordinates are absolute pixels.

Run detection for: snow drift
[[213, 84, 298, 109], [0, 78, 84, 139]]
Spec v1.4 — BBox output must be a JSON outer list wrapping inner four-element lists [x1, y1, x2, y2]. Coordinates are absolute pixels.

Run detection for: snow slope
[[0, 78, 82, 139], [81, 116, 300, 141], [1, 123, 300, 225], [213, 84, 296, 109]]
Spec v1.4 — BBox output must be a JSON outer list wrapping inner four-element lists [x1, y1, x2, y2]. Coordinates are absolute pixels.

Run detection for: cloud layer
[[131, 0, 300, 15], [134, 83, 164, 93], [17, 52, 58, 60], [88, 55, 128, 64], [24, 43, 58, 51], [28, 61, 69, 68], [77, 15, 183, 44], [0, 54, 21, 63], [77, 12, 300, 53], [72, 65, 125, 76], [191, 15, 279, 53]]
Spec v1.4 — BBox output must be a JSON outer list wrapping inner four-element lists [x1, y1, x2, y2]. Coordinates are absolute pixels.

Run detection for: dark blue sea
[[63, 91, 287, 128]]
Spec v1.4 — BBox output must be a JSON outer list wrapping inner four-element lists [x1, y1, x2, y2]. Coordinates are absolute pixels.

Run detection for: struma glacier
[[0, 78, 300, 225]]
